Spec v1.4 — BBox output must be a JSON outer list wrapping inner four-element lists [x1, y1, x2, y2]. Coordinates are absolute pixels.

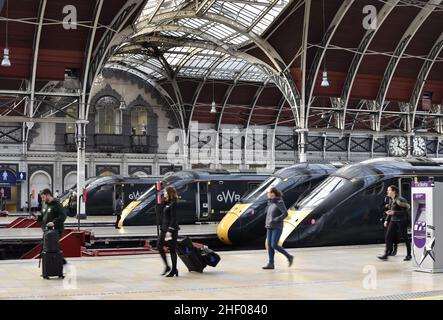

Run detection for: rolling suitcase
[[176, 237, 207, 273], [40, 228, 64, 279], [201, 247, 221, 267], [43, 229, 60, 253], [41, 251, 64, 279]]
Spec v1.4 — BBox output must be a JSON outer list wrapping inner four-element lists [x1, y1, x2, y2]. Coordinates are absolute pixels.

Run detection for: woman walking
[[158, 186, 180, 277], [263, 187, 294, 269]]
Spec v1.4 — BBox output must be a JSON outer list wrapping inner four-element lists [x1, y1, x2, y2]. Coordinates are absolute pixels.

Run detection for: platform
[[0, 244, 442, 300], [0, 215, 115, 228], [0, 224, 218, 243]]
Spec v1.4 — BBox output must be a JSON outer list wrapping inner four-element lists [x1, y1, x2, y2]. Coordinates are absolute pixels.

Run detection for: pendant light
[[2, 0, 11, 67], [320, 0, 329, 88], [210, 78, 216, 113]]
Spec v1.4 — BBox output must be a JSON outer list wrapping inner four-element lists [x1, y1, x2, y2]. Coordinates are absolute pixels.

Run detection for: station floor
[[0, 244, 443, 300]]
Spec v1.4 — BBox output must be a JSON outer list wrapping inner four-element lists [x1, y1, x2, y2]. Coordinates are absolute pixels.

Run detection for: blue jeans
[[266, 228, 291, 264]]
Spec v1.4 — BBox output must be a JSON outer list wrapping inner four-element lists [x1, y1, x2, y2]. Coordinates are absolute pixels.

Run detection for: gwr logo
[[128, 191, 142, 200], [216, 190, 240, 203]]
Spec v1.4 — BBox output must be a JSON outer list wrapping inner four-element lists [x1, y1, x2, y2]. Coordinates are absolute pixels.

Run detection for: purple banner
[[411, 181, 433, 188], [413, 193, 426, 200]]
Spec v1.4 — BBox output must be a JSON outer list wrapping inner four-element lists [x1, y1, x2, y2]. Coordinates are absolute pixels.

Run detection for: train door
[[197, 181, 209, 221], [399, 178, 411, 202]]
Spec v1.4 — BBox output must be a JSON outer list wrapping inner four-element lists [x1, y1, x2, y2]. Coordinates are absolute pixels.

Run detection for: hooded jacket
[[265, 197, 288, 229]]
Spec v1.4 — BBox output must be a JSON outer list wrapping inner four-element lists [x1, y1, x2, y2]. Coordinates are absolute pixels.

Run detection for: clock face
[[412, 136, 426, 157], [388, 136, 407, 157]]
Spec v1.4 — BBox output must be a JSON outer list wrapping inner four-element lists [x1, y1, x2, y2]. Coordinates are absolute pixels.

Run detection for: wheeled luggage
[[176, 237, 207, 273], [43, 229, 60, 253], [41, 251, 64, 279], [201, 247, 221, 267]]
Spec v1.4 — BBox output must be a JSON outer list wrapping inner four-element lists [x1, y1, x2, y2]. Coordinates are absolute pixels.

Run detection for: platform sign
[[0, 170, 16, 184], [16, 172, 26, 181]]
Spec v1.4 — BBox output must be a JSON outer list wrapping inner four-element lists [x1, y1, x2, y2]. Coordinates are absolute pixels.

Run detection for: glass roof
[[107, 0, 292, 84]]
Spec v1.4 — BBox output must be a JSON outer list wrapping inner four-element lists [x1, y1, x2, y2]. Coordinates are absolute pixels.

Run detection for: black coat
[[160, 200, 179, 233], [386, 196, 410, 222]]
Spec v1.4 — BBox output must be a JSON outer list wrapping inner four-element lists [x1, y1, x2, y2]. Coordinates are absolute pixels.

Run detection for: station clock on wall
[[412, 136, 426, 157], [388, 136, 407, 157]]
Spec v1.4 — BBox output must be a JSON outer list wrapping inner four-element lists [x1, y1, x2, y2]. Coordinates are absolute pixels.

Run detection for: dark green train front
[[120, 170, 269, 226]]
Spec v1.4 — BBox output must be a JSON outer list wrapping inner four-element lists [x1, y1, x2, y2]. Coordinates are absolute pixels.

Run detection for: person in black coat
[[158, 186, 180, 277], [378, 185, 411, 261], [114, 193, 123, 229], [382, 196, 399, 256]]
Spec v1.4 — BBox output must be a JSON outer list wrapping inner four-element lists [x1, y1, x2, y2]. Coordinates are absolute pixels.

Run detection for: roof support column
[[297, 0, 311, 163], [77, 0, 104, 219]]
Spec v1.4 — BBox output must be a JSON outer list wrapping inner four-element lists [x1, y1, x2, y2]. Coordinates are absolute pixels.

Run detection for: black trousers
[[115, 215, 121, 228], [157, 230, 178, 270], [385, 220, 410, 256]]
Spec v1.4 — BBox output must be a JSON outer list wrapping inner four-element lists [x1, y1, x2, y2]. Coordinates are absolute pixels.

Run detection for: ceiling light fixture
[[2, 0, 11, 67], [210, 78, 216, 113], [320, 0, 329, 88]]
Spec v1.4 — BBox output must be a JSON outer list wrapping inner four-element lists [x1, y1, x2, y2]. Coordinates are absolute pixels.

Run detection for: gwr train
[[217, 163, 342, 245], [60, 175, 158, 216], [119, 170, 269, 226], [277, 158, 443, 247]]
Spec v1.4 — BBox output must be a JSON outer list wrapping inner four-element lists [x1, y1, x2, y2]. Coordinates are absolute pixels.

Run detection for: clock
[[388, 136, 407, 157], [412, 136, 426, 157]]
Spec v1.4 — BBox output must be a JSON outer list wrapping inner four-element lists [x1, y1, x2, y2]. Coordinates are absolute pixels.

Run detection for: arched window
[[130, 107, 148, 135], [95, 96, 122, 134]]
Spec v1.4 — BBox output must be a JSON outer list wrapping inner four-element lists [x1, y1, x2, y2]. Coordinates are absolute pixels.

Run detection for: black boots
[[161, 266, 171, 276], [404, 255, 412, 261], [389, 244, 398, 256], [262, 264, 275, 270], [165, 269, 179, 277], [288, 255, 294, 267], [377, 254, 388, 261]]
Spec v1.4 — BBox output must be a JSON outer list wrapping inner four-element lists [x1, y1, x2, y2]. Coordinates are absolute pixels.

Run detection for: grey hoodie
[[265, 197, 288, 229]]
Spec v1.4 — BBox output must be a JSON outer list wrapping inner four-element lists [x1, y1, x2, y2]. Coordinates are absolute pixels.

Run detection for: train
[[119, 170, 269, 226], [59, 175, 158, 216], [276, 158, 443, 247], [217, 163, 343, 245]]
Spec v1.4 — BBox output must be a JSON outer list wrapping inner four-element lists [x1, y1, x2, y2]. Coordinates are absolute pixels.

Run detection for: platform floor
[[0, 215, 115, 227], [0, 244, 442, 300], [0, 224, 217, 241]]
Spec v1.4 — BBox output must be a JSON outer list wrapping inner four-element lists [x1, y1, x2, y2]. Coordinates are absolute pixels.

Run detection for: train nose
[[118, 201, 140, 227], [278, 209, 312, 246], [217, 203, 252, 245]]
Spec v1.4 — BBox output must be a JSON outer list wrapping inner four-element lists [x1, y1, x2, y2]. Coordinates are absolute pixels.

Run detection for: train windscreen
[[137, 185, 156, 202], [295, 176, 349, 209]]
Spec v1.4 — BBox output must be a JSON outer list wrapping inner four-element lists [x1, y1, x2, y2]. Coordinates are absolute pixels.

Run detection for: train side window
[[363, 182, 384, 196]]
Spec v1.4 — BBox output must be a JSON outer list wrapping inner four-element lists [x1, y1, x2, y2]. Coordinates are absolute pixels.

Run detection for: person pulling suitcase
[[33, 189, 67, 266], [157, 186, 180, 277]]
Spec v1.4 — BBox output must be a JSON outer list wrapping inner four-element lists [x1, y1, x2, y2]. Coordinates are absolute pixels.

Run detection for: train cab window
[[296, 176, 348, 209], [363, 182, 385, 196]]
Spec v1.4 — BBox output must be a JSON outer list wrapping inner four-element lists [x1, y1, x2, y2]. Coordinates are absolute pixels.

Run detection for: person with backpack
[[262, 187, 294, 270], [378, 185, 411, 261]]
